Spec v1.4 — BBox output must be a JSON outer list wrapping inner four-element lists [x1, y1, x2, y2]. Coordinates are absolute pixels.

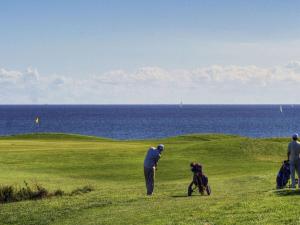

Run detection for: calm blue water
[[0, 105, 299, 139]]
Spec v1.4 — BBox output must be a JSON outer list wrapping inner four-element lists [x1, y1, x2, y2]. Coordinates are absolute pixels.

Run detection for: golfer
[[143, 144, 164, 195], [287, 133, 300, 188]]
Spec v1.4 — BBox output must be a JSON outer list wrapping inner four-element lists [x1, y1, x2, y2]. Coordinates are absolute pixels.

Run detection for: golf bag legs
[[188, 182, 193, 196], [187, 177, 211, 196]]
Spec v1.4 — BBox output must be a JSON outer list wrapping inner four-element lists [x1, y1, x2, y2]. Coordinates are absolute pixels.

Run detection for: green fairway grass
[[0, 133, 298, 225]]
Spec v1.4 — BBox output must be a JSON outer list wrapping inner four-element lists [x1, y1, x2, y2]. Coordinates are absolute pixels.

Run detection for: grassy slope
[[0, 133, 297, 225]]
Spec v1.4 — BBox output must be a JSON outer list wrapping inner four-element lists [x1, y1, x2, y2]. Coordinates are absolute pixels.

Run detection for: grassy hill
[[0, 133, 297, 225]]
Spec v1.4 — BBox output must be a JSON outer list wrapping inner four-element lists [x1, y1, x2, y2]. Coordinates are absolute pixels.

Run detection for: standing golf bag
[[276, 160, 291, 189], [188, 162, 211, 196]]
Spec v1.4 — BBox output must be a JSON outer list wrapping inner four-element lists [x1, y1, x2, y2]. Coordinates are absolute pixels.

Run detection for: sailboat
[[179, 101, 183, 108], [279, 105, 283, 113]]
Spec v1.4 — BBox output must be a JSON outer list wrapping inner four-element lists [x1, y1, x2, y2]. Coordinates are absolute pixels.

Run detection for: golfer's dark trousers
[[144, 167, 154, 195]]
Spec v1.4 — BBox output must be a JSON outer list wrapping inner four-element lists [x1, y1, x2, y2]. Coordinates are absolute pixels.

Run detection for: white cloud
[[93, 62, 300, 87], [1, 62, 300, 104], [94, 67, 171, 85]]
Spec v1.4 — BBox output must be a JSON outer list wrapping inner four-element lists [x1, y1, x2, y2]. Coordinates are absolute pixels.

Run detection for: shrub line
[[0, 181, 94, 204]]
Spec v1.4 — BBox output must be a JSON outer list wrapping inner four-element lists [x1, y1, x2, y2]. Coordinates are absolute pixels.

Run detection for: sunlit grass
[[0, 133, 297, 225]]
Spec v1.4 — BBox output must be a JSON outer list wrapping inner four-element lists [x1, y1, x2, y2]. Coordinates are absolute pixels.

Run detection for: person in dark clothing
[[143, 144, 164, 195], [287, 133, 300, 188]]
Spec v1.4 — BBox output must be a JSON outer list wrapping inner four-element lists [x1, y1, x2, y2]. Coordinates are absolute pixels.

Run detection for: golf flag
[[35, 117, 39, 125]]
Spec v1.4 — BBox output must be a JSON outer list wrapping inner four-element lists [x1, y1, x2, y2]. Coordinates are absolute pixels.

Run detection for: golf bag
[[276, 160, 290, 189], [188, 162, 211, 196]]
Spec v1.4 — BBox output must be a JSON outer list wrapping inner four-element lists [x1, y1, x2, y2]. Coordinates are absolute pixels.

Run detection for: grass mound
[[0, 181, 93, 204], [0, 132, 111, 141]]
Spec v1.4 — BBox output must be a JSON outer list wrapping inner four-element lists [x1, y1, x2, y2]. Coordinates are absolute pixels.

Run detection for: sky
[[1, 0, 300, 104]]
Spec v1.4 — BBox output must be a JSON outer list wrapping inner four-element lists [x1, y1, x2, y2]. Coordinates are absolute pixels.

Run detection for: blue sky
[[1, 1, 300, 103]]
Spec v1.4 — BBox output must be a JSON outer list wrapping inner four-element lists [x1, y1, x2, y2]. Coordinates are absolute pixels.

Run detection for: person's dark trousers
[[144, 167, 155, 195]]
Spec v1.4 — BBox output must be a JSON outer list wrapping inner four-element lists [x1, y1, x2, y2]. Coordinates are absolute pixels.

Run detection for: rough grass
[[0, 133, 298, 225], [0, 181, 49, 203], [0, 181, 93, 204]]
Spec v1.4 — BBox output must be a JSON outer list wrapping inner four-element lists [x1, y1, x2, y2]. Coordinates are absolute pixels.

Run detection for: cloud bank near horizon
[[1, 61, 300, 104]]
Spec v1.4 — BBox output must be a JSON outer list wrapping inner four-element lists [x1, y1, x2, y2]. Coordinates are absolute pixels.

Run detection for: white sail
[[179, 101, 183, 108]]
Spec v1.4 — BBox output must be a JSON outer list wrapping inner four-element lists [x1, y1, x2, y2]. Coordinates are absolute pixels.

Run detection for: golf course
[[0, 133, 298, 225]]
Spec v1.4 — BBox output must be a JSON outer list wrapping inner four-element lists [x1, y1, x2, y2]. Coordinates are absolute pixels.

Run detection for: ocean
[[0, 105, 298, 139]]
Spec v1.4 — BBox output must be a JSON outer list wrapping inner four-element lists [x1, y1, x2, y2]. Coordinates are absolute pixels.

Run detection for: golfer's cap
[[157, 144, 164, 151], [292, 133, 299, 139]]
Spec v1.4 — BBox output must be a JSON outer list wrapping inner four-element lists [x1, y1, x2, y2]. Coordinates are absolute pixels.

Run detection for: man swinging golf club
[[143, 144, 164, 195]]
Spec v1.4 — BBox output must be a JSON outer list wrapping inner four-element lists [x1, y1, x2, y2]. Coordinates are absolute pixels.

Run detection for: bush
[[0, 181, 93, 204], [53, 189, 64, 196], [70, 185, 94, 195], [0, 185, 14, 203]]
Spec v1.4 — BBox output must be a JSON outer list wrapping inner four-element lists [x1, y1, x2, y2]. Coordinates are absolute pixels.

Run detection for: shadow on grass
[[170, 194, 188, 198], [274, 189, 300, 196], [171, 194, 206, 198]]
